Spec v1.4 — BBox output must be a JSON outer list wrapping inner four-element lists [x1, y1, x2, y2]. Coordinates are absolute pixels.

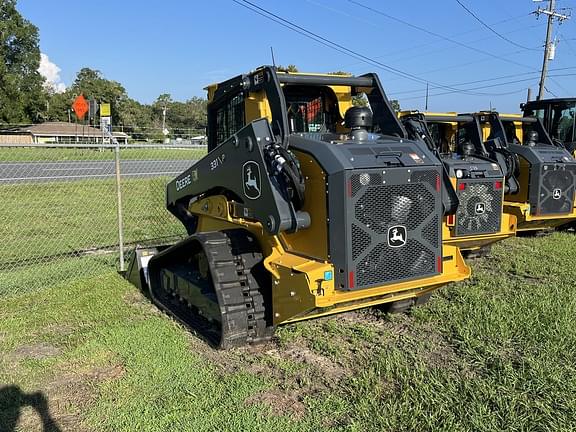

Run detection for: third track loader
[[422, 111, 576, 233]]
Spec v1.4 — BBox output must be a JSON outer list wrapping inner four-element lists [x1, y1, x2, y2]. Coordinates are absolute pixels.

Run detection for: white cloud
[[38, 53, 66, 93]]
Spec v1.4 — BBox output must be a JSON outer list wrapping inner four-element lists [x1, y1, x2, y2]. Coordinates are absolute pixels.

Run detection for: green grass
[[0, 175, 186, 296], [0, 177, 186, 264], [0, 146, 206, 162], [2, 233, 576, 431]]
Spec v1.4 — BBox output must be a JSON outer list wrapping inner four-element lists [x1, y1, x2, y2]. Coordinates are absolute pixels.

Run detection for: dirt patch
[[188, 334, 278, 375], [123, 290, 162, 317], [334, 310, 476, 377], [44, 324, 76, 337], [265, 345, 348, 381], [8, 364, 125, 432], [10, 342, 62, 361], [334, 309, 413, 335], [245, 389, 306, 420], [413, 325, 460, 369]]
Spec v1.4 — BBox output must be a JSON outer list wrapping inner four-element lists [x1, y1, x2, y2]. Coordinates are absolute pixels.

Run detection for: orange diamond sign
[[72, 94, 89, 120]]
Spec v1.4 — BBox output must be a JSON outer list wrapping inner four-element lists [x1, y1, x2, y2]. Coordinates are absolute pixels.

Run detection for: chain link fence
[[0, 143, 207, 297]]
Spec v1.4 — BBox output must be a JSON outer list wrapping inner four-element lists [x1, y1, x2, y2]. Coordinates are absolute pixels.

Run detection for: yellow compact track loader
[[521, 98, 576, 156], [127, 67, 470, 348], [422, 111, 576, 232], [398, 111, 516, 256]]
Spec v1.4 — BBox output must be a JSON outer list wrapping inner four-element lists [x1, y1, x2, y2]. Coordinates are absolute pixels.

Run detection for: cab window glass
[[503, 121, 520, 144], [550, 104, 576, 143], [216, 93, 245, 144], [287, 96, 325, 133]]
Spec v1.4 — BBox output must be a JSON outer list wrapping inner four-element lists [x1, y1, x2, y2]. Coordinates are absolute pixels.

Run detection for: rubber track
[[163, 230, 273, 349]]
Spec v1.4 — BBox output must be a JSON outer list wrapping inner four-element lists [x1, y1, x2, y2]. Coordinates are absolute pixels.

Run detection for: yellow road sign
[[100, 103, 111, 117]]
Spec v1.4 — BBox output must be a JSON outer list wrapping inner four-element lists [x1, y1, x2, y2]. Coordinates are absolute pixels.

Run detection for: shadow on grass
[[0, 385, 61, 432]]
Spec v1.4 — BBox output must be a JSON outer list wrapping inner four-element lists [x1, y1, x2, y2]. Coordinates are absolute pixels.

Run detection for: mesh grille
[[410, 170, 438, 190], [351, 224, 371, 260], [354, 183, 435, 233], [356, 240, 436, 287], [350, 169, 440, 289], [351, 172, 383, 197], [455, 181, 503, 236], [538, 167, 576, 215], [216, 93, 245, 144], [422, 219, 439, 246]]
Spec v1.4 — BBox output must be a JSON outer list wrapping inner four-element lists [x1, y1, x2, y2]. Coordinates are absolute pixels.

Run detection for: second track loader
[[399, 111, 516, 255]]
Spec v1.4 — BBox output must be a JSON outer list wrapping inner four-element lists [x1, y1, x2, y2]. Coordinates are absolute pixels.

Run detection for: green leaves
[[0, 0, 47, 123]]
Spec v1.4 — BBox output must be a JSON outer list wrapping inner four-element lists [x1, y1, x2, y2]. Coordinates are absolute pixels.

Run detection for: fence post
[[114, 141, 126, 271]]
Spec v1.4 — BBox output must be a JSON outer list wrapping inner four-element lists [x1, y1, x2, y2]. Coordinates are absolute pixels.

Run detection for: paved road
[[0, 159, 196, 183]]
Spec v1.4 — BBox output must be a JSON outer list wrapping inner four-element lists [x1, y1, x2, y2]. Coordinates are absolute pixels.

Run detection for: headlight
[[456, 169, 464, 179], [359, 173, 371, 186]]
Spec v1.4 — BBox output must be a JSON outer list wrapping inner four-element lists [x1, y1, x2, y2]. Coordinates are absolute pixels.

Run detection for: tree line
[[0, 0, 207, 140], [1, 0, 400, 141]]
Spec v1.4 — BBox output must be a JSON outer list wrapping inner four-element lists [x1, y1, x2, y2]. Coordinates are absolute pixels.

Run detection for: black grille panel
[[351, 224, 371, 260], [349, 168, 441, 289], [422, 219, 439, 246], [356, 240, 436, 287], [537, 166, 576, 215], [454, 180, 503, 236], [355, 184, 435, 233], [351, 172, 383, 197]]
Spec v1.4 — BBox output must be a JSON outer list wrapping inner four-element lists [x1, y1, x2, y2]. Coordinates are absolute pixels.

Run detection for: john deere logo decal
[[553, 188, 562, 200], [388, 225, 407, 248], [242, 161, 261, 200], [475, 202, 486, 215]]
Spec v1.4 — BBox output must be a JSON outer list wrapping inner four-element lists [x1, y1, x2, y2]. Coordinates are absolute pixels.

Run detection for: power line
[[231, 0, 501, 96], [389, 67, 576, 97], [232, 0, 574, 103], [454, 0, 539, 51], [344, 0, 575, 98], [398, 73, 576, 101], [560, 34, 576, 55], [534, 0, 571, 99], [347, 0, 539, 70], [316, 0, 535, 72], [544, 85, 559, 97]]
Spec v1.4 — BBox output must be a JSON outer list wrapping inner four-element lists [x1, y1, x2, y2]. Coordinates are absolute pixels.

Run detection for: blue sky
[[18, 0, 576, 113]]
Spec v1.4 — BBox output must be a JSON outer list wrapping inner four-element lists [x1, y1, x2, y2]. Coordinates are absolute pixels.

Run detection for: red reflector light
[[349, 271, 355, 289], [458, 182, 466, 191], [437, 256, 442, 272], [436, 174, 441, 191], [447, 214, 455, 225], [347, 179, 352, 197], [495, 181, 503, 190]]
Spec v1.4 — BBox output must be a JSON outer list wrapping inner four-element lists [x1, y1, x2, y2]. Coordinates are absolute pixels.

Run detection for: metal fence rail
[[0, 143, 207, 296]]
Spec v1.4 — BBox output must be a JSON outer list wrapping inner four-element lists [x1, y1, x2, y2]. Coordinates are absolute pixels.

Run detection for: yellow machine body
[[200, 75, 470, 325], [419, 111, 576, 233], [398, 111, 517, 252], [485, 115, 576, 231], [190, 194, 469, 326]]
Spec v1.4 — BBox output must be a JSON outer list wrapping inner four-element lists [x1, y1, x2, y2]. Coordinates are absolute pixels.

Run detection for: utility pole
[[534, 0, 571, 100], [161, 105, 169, 143]]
